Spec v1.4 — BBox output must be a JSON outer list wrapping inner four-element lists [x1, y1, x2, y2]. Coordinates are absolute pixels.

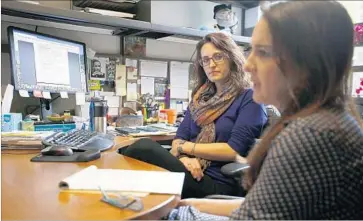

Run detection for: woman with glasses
[[120, 32, 267, 199]]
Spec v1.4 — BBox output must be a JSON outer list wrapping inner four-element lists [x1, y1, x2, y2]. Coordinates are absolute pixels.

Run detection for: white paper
[[126, 82, 138, 101], [86, 47, 96, 59], [76, 92, 86, 105], [42, 91, 51, 99], [125, 58, 137, 67], [140, 77, 155, 95], [353, 46, 363, 66], [60, 92, 68, 98], [127, 67, 138, 80], [108, 107, 119, 116], [351, 72, 363, 97], [1, 84, 14, 114], [170, 61, 190, 88], [59, 165, 185, 195], [140, 60, 168, 78], [105, 96, 120, 108], [19, 90, 30, 98], [115, 64, 127, 96], [170, 61, 191, 99]]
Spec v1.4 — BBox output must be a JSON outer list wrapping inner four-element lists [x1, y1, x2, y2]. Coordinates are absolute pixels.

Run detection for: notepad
[[59, 165, 185, 195]]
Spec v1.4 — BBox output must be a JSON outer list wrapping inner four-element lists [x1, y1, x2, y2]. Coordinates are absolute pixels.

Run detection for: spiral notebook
[[59, 165, 185, 195]]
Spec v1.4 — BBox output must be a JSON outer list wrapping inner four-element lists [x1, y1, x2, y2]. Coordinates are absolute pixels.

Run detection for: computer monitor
[[7, 26, 87, 94]]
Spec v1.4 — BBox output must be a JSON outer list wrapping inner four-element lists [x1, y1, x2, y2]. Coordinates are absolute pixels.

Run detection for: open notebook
[[59, 165, 185, 195]]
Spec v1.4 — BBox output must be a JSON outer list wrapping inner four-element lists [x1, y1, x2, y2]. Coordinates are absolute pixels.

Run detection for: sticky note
[[60, 92, 68, 98], [42, 91, 51, 99], [19, 90, 29, 97], [33, 90, 43, 98]]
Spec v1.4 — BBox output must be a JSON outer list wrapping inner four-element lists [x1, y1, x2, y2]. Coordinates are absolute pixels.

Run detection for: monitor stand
[[40, 98, 53, 121]]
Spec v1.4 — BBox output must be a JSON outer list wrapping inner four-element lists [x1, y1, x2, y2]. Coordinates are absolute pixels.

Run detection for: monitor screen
[[8, 26, 87, 94]]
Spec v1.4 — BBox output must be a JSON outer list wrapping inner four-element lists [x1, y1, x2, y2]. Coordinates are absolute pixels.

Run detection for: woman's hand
[[180, 157, 204, 181]]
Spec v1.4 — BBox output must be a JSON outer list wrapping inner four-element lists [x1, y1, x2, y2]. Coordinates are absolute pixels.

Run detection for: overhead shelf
[[1, 1, 251, 45]]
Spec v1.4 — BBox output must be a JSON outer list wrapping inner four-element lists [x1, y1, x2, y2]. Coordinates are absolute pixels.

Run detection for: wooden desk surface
[[1, 136, 179, 220]]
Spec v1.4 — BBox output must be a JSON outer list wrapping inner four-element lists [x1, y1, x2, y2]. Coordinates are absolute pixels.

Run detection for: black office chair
[[207, 105, 281, 199]]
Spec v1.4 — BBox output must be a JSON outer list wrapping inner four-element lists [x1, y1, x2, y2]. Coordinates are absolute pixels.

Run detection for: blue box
[[1, 113, 23, 132]]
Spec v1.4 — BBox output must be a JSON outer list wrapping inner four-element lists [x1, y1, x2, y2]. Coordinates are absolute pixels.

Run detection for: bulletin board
[[123, 57, 195, 111]]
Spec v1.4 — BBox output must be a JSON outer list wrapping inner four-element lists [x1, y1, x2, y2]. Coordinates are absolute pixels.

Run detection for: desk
[[1, 137, 179, 220]]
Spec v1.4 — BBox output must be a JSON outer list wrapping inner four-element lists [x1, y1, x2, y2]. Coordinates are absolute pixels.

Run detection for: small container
[[21, 120, 35, 131], [158, 110, 168, 123], [64, 110, 72, 122], [165, 109, 177, 125], [64, 110, 71, 117]]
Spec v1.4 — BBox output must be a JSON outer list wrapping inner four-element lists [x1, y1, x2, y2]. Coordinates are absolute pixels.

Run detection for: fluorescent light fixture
[[157, 36, 199, 45], [15, 0, 39, 4]]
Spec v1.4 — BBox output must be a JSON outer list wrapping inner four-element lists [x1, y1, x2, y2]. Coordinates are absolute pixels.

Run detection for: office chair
[[207, 105, 281, 199]]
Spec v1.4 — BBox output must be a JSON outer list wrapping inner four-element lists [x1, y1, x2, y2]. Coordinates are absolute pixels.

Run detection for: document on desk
[[59, 165, 185, 195]]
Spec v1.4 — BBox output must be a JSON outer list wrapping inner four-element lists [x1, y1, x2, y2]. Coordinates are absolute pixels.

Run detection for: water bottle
[[89, 98, 108, 133]]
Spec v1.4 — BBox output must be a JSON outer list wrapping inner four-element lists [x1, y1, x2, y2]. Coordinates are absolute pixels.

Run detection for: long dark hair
[[244, 1, 362, 190], [192, 32, 250, 99]]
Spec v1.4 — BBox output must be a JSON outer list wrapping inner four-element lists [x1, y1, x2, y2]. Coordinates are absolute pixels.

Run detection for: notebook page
[[59, 165, 98, 189], [96, 169, 185, 195], [59, 167, 185, 195]]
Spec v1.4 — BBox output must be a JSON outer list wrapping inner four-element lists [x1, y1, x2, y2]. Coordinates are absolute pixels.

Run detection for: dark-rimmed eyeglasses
[[199, 52, 227, 67]]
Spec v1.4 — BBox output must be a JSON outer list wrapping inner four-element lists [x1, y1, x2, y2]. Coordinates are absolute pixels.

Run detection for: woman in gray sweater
[[169, 1, 363, 220]]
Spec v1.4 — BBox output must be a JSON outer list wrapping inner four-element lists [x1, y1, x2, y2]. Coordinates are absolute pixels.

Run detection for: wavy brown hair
[[244, 1, 363, 190], [192, 32, 250, 100]]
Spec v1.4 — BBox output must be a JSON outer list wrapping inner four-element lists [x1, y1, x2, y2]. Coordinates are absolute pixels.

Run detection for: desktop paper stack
[[59, 165, 185, 195], [1, 131, 54, 150]]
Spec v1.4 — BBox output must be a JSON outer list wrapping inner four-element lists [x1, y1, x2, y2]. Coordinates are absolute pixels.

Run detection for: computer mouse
[[41, 146, 73, 156]]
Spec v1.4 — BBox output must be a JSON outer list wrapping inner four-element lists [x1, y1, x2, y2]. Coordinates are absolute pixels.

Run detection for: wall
[[338, 1, 363, 24]]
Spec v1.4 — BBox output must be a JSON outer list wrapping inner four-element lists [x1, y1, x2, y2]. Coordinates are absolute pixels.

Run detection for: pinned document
[[141, 77, 154, 95], [42, 91, 51, 99], [19, 90, 30, 98], [126, 83, 137, 101], [60, 92, 68, 99], [76, 92, 86, 105]]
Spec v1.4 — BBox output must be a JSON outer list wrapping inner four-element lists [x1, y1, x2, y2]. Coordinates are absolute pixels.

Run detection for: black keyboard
[[42, 129, 115, 152]]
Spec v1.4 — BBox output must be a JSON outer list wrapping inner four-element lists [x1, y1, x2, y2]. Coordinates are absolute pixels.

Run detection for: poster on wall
[[90, 57, 108, 80], [106, 58, 118, 81]]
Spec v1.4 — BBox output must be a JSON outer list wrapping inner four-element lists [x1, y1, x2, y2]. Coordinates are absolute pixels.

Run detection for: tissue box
[[1, 113, 23, 132]]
